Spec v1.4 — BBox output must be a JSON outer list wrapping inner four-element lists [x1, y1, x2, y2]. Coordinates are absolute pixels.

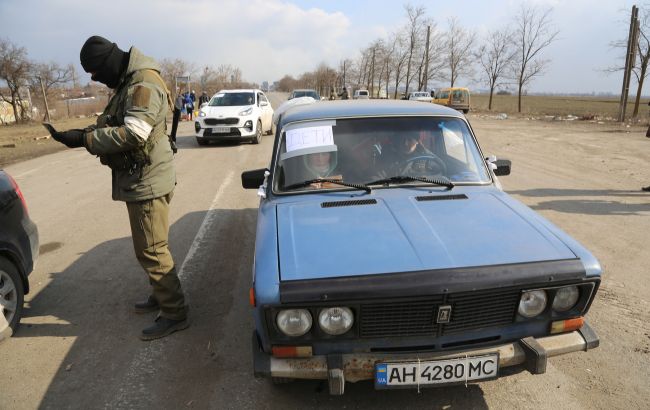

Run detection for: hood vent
[[321, 199, 377, 208], [416, 194, 468, 202]]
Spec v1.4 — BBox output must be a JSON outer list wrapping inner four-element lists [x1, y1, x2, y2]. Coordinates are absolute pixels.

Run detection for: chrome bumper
[[253, 323, 599, 395]]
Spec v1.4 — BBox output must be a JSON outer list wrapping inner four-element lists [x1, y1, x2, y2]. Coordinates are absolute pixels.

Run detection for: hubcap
[[0, 270, 17, 330]]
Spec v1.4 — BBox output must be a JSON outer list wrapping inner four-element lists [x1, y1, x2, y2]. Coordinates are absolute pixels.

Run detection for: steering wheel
[[400, 154, 447, 177]]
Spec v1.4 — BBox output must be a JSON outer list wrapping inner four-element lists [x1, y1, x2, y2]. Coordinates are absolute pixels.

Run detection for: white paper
[[285, 126, 334, 153]]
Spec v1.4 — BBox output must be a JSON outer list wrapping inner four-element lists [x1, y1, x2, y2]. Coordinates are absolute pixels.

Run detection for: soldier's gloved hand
[[52, 129, 85, 148]]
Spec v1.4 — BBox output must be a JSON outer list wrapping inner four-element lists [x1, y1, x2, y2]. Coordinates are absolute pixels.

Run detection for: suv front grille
[[359, 288, 520, 338], [204, 117, 239, 125]]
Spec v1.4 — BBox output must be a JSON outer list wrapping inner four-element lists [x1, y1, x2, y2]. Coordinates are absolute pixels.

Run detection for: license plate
[[213, 126, 230, 133], [375, 354, 498, 389]]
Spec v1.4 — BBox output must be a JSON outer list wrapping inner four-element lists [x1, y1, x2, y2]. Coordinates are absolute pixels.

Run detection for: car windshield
[[274, 116, 490, 192], [209, 92, 254, 106], [292, 90, 320, 99]]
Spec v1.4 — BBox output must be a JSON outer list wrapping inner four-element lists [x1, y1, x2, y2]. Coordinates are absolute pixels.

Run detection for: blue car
[[241, 100, 600, 395]]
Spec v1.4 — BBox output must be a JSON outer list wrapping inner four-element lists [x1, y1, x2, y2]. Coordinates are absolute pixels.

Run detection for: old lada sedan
[[241, 100, 600, 395]]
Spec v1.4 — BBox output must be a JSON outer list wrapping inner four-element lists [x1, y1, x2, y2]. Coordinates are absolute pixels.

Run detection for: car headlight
[[276, 309, 312, 337], [239, 107, 253, 116], [199, 111, 206, 117], [518, 290, 547, 318], [318, 307, 354, 335], [552, 286, 579, 312]]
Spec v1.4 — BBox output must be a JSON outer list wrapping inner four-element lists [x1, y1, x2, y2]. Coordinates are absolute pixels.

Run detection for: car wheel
[[266, 122, 274, 135], [0, 256, 25, 337], [252, 120, 262, 144], [196, 137, 208, 146]]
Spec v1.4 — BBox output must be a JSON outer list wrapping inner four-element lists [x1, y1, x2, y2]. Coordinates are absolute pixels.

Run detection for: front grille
[[359, 288, 520, 338], [442, 288, 520, 334], [204, 128, 241, 137], [204, 117, 239, 125], [360, 297, 444, 337]]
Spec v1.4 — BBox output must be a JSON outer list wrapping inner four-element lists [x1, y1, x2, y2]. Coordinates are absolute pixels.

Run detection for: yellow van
[[433, 87, 470, 113]]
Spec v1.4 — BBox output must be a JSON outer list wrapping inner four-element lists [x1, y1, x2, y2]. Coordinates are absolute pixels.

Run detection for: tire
[[252, 120, 262, 144], [196, 137, 208, 146], [266, 122, 274, 135], [0, 256, 25, 337]]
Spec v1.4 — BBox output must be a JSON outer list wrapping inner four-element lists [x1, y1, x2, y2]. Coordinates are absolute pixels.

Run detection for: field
[[470, 93, 650, 120]]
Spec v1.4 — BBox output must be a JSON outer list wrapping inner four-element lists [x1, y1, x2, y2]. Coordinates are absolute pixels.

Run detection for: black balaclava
[[80, 36, 129, 89]]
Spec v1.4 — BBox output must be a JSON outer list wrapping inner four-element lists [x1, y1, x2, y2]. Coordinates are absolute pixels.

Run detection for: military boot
[[134, 295, 159, 314], [140, 316, 190, 341]]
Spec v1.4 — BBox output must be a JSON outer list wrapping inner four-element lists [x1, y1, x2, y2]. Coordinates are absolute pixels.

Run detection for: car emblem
[[437, 305, 452, 323]]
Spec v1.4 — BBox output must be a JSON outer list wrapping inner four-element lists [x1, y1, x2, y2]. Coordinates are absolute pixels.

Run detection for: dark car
[[0, 169, 39, 340], [288, 89, 320, 100], [242, 100, 600, 395]]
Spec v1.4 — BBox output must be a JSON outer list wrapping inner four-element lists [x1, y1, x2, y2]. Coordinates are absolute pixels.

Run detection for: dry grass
[[470, 94, 650, 121]]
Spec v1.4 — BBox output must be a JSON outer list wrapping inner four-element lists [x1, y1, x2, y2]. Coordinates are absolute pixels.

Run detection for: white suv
[[195, 89, 274, 145]]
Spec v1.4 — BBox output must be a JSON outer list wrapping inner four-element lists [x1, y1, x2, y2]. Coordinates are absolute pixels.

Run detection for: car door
[[258, 92, 272, 130]]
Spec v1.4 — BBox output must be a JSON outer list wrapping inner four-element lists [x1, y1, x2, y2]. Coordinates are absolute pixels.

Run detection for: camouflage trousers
[[126, 191, 187, 320]]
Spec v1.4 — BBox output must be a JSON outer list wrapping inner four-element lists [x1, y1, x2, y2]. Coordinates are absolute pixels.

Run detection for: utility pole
[[423, 25, 431, 92], [38, 76, 51, 122], [618, 5, 640, 122]]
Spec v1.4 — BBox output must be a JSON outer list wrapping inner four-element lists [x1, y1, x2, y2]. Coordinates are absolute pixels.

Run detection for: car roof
[[291, 89, 319, 92], [279, 100, 463, 127]]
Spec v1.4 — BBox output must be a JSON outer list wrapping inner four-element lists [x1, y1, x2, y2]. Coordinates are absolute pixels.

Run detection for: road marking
[[105, 171, 235, 409], [178, 171, 235, 280]]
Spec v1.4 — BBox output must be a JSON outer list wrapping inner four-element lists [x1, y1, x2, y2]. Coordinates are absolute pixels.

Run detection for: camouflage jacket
[[84, 47, 175, 202]]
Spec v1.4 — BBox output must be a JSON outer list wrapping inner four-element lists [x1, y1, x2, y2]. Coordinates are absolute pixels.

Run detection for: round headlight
[[552, 286, 579, 312], [518, 290, 547, 318], [318, 307, 354, 335], [199, 111, 206, 117], [276, 309, 312, 337]]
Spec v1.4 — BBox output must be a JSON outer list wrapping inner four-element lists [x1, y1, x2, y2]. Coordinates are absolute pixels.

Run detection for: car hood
[[201, 105, 251, 117], [277, 191, 577, 281]]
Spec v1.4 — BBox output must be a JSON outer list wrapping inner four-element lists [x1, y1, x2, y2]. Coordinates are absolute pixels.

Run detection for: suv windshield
[[209, 92, 255, 106], [274, 116, 490, 192], [291, 90, 320, 100]]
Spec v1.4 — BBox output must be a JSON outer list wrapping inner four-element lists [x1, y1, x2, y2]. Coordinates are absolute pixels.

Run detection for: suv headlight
[[276, 309, 312, 337], [239, 107, 253, 116], [318, 307, 354, 335], [199, 111, 206, 117], [552, 286, 579, 312], [518, 290, 547, 318]]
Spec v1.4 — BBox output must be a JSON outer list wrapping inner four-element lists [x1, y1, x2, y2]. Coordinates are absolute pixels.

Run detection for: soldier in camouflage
[[52, 35, 189, 340]]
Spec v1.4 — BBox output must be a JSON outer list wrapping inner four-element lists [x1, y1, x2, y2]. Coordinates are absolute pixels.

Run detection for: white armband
[[124, 116, 153, 141]]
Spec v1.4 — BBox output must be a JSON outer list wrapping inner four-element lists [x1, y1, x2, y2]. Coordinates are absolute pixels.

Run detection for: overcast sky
[[0, 0, 643, 94]]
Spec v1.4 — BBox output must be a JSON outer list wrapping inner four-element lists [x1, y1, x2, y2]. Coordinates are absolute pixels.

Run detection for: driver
[[380, 133, 444, 177]]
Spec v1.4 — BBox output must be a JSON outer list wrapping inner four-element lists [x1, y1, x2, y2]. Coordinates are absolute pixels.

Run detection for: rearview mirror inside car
[[242, 168, 269, 189]]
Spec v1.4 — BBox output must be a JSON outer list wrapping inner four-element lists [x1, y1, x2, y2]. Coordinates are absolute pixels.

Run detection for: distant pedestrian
[[184, 91, 194, 120], [199, 91, 209, 106], [339, 87, 348, 100]]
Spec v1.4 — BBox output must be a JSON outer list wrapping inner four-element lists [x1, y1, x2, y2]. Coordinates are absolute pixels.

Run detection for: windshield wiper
[[367, 175, 454, 190], [283, 178, 372, 194]]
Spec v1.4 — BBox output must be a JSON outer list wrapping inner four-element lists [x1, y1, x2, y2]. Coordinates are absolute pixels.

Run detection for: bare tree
[[29, 62, 74, 95], [402, 4, 427, 95], [477, 28, 516, 110], [416, 22, 445, 91], [511, 5, 559, 112], [443, 17, 476, 87], [0, 38, 32, 122], [159, 58, 195, 94], [392, 32, 410, 98]]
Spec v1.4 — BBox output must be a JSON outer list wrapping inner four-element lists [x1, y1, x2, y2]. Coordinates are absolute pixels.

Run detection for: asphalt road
[[1, 94, 649, 409]]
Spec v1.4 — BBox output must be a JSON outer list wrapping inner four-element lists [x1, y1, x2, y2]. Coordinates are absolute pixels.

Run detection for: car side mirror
[[260, 101, 269, 107], [494, 159, 511, 176], [242, 168, 269, 189]]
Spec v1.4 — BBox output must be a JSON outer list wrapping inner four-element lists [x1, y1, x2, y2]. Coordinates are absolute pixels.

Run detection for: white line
[[178, 170, 235, 279], [105, 171, 235, 409]]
